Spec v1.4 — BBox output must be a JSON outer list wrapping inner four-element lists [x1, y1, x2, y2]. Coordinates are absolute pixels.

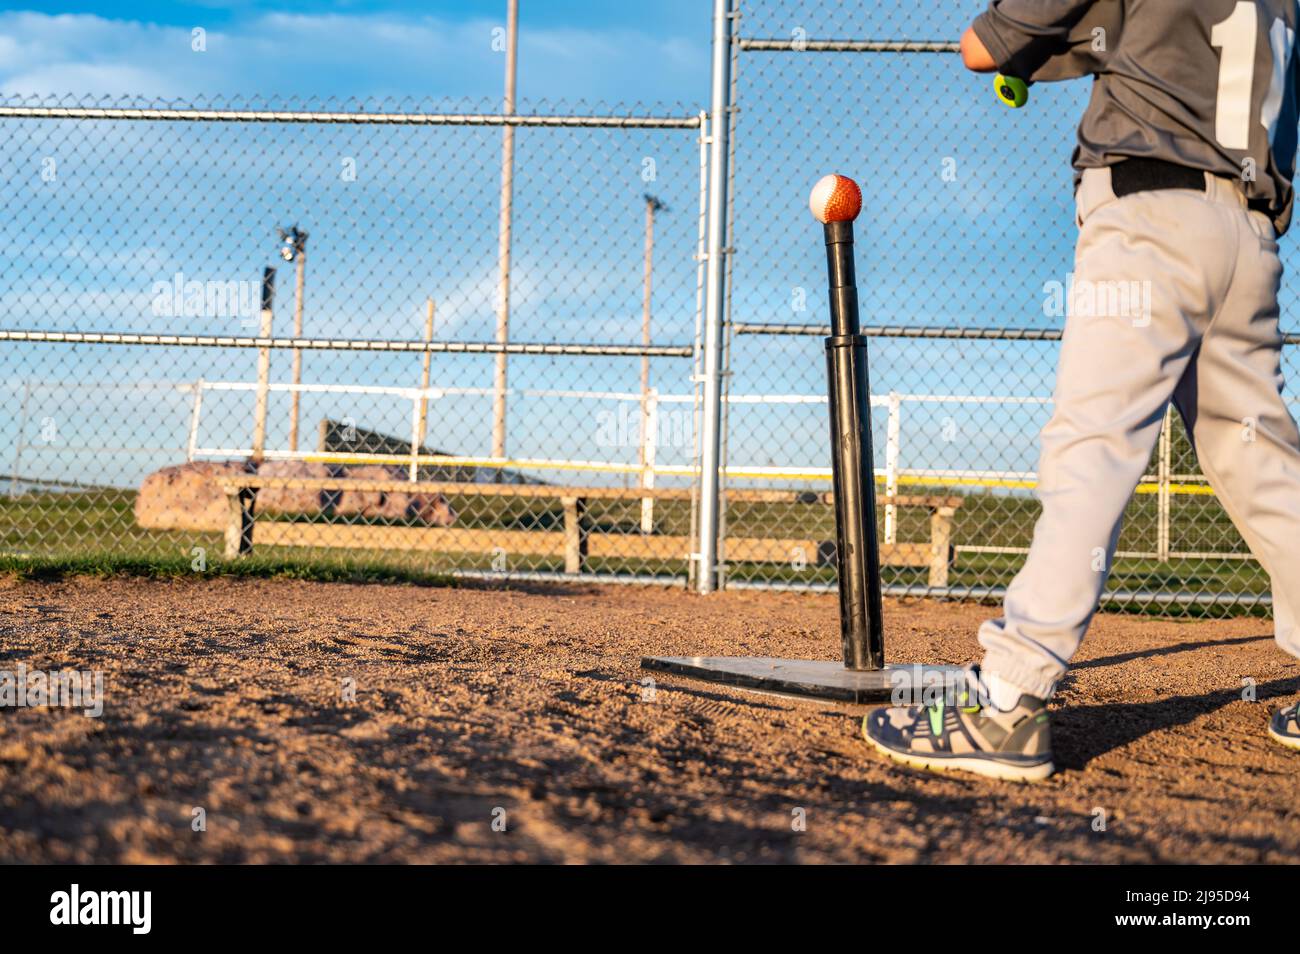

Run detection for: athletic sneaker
[[863, 670, 1055, 782], [1268, 701, 1300, 751]]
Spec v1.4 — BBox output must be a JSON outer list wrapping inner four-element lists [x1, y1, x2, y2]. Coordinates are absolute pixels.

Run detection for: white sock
[[983, 672, 1030, 712]]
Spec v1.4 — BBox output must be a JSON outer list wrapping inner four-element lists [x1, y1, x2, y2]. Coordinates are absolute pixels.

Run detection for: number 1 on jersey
[[1212, 0, 1296, 150]]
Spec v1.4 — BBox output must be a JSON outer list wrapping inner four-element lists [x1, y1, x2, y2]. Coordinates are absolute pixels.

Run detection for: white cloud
[[4, 62, 176, 97], [0, 11, 706, 105]]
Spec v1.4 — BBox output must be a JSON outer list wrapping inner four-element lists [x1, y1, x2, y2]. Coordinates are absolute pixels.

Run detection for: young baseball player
[[865, 0, 1300, 781]]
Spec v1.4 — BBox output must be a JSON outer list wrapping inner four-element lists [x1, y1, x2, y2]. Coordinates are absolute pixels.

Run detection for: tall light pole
[[492, 0, 519, 460], [639, 194, 667, 533], [640, 195, 666, 424], [278, 225, 308, 453], [251, 267, 276, 464]]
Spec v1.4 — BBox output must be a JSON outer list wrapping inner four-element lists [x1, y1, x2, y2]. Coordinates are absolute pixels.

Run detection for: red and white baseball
[[808, 174, 862, 224]]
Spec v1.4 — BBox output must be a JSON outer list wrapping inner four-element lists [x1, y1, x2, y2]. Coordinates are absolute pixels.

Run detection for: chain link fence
[[1, 1, 1295, 615], [1, 94, 709, 582]]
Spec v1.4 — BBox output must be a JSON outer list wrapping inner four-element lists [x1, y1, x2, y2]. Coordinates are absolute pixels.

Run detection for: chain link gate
[[711, 0, 1292, 614], [1, 2, 1296, 616]]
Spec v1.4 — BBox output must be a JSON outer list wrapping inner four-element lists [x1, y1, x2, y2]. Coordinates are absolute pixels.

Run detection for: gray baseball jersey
[[973, 0, 1300, 234]]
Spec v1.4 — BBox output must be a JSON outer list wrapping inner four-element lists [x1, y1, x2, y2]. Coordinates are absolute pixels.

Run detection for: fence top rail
[[0, 105, 701, 128], [737, 39, 960, 53], [0, 330, 693, 357], [732, 323, 1300, 344], [732, 323, 1066, 340]]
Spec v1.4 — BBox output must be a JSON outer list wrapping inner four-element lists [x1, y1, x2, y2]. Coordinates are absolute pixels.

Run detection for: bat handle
[[994, 74, 1030, 109]]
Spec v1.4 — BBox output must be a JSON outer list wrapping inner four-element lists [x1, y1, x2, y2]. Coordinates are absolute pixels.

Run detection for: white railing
[[180, 380, 1222, 560]]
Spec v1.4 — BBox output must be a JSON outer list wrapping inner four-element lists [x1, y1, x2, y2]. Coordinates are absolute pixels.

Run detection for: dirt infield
[[1, 574, 1298, 864]]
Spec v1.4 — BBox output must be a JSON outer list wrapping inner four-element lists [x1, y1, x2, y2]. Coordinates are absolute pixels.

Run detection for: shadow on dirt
[[1056, 675, 1300, 768], [1072, 632, 1272, 671]]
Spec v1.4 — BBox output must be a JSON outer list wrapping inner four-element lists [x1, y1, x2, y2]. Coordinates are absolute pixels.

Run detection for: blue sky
[[0, 1, 709, 104]]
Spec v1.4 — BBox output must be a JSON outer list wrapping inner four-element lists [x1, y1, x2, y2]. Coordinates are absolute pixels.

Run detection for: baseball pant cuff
[[979, 652, 1061, 703]]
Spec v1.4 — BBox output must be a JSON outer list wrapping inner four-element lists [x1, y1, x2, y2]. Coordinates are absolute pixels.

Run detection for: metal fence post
[[1158, 404, 1172, 562], [492, 0, 520, 460], [694, 0, 735, 594], [884, 390, 901, 545], [9, 379, 31, 496], [687, 108, 711, 592], [186, 378, 204, 463]]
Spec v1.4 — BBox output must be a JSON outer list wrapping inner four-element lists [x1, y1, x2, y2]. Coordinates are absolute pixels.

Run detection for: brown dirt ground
[[1, 574, 1298, 864]]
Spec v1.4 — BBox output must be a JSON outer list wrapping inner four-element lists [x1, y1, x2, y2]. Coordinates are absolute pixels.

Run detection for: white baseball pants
[[980, 166, 1300, 700]]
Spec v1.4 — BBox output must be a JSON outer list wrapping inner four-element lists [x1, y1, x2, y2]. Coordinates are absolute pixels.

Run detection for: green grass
[[0, 551, 458, 587], [0, 483, 1271, 617]]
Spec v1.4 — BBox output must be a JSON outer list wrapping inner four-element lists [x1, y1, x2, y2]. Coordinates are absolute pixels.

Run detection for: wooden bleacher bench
[[215, 476, 962, 586]]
